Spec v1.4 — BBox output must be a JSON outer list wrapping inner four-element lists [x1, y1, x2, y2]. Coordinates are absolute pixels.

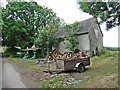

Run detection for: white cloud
[[0, 0, 8, 7], [34, 0, 92, 24], [100, 24, 118, 47]]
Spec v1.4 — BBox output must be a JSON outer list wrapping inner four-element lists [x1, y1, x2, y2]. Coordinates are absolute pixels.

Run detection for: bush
[[3, 47, 20, 56], [100, 48, 107, 55], [99, 48, 117, 57]]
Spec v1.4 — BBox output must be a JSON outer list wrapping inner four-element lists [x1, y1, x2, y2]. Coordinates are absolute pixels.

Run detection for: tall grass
[[99, 48, 118, 57]]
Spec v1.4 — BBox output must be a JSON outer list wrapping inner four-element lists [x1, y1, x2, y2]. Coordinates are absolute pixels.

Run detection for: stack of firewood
[[48, 49, 79, 61]]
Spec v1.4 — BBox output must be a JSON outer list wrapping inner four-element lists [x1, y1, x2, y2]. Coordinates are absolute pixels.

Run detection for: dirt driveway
[[2, 57, 38, 88]]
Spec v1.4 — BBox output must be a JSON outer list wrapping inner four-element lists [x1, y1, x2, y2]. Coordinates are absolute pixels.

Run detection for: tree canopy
[[64, 22, 81, 51], [78, 1, 120, 30], [34, 24, 58, 56], [2, 1, 63, 48]]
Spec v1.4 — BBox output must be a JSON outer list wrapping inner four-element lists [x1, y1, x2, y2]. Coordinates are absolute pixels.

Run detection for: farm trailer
[[44, 57, 90, 74]]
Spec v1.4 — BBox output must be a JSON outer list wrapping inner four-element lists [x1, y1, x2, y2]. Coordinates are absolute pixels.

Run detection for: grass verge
[[8, 51, 118, 88]]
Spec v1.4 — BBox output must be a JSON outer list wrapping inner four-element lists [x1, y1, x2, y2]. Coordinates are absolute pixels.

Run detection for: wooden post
[[47, 61, 50, 70]]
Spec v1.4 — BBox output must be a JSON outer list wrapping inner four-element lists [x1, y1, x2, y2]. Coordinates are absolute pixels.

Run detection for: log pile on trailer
[[44, 49, 90, 74], [48, 49, 79, 61]]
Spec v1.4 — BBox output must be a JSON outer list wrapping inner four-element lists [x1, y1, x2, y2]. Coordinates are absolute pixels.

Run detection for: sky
[[1, 0, 119, 47]]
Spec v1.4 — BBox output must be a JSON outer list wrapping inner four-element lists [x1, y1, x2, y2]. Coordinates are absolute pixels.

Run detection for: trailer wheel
[[77, 64, 85, 73]]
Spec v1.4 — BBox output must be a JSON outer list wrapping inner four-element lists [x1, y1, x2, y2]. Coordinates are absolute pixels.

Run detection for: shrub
[[4, 47, 20, 56], [99, 48, 117, 57]]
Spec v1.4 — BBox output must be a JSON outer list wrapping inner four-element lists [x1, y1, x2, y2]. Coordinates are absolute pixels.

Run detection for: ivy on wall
[[55, 21, 82, 51], [65, 35, 79, 51]]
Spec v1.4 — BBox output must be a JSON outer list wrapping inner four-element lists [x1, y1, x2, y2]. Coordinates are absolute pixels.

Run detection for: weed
[[42, 75, 65, 88]]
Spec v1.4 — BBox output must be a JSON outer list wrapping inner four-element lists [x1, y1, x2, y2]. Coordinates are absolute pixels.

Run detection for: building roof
[[54, 27, 69, 37], [55, 17, 95, 37], [76, 17, 94, 33]]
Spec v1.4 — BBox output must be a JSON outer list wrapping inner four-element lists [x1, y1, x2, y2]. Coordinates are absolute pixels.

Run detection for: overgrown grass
[[8, 56, 24, 62], [42, 75, 65, 88], [8, 49, 118, 88], [72, 50, 118, 88], [99, 48, 118, 57]]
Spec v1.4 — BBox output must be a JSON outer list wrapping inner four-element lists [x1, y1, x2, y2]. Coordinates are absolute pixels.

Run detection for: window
[[94, 29, 99, 39]]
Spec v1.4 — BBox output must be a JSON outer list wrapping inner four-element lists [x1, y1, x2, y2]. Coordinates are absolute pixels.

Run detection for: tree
[[78, 1, 120, 30], [0, 6, 3, 44], [64, 22, 81, 51], [34, 23, 58, 57], [2, 1, 62, 49]]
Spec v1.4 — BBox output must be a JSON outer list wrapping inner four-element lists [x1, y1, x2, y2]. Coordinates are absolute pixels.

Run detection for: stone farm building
[[53, 17, 103, 57]]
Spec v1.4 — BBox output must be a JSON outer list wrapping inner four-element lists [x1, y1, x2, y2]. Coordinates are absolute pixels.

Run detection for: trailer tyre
[[77, 64, 85, 73]]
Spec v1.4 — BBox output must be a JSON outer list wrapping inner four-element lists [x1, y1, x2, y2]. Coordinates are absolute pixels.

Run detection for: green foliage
[[0, 17, 3, 27], [17, 52, 26, 58], [4, 46, 20, 56], [2, 2, 63, 48], [8, 57, 23, 61], [12, 52, 26, 58], [56, 36, 65, 42], [34, 24, 58, 57], [42, 76, 64, 88], [63, 22, 81, 51], [99, 48, 117, 57], [2, 46, 8, 52], [64, 21, 82, 32], [78, 2, 120, 30], [65, 36, 79, 51], [56, 34, 79, 52]]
